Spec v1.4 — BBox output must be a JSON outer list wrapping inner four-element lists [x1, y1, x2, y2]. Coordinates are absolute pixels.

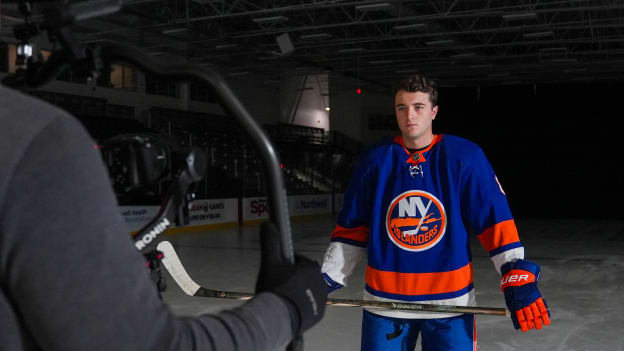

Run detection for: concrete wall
[[280, 73, 330, 130], [228, 78, 281, 126], [328, 75, 396, 146], [0, 70, 282, 127], [359, 91, 396, 145]]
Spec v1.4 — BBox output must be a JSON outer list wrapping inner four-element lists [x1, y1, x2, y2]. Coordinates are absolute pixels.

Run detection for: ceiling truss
[[1, 0, 623, 89]]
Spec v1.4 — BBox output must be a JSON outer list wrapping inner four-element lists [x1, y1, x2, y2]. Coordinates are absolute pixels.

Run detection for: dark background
[[436, 83, 622, 220]]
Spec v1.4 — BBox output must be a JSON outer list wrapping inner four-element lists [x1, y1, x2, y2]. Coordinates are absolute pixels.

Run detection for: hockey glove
[[322, 273, 343, 293], [255, 221, 327, 334], [501, 259, 551, 332]]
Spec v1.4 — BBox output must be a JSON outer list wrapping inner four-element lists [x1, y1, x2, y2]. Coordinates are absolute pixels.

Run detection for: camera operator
[[0, 83, 327, 350]]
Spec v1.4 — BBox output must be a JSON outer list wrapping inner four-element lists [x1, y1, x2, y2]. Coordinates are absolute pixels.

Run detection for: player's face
[[395, 90, 438, 149]]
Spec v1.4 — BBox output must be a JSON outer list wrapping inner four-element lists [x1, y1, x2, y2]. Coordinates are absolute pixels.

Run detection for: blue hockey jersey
[[321, 134, 524, 318]]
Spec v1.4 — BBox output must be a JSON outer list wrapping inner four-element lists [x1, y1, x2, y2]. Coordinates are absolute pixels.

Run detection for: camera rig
[[2, 0, 295, 293]]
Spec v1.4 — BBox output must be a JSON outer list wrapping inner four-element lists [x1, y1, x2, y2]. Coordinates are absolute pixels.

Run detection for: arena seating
[[24, 92, 357, 202]]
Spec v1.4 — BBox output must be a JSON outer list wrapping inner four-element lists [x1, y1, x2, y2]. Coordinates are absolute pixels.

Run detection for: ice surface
[[161, 216, 624, 351]]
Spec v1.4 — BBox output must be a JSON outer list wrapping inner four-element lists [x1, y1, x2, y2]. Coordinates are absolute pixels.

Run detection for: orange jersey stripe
[[330, 225, 369, 243], [477, 219, 520, 252], [365, 263, 473, 296]]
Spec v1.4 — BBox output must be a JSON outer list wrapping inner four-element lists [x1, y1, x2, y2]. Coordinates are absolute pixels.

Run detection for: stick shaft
[[158, 241, 510, 317], [191, 287, 507, 316], [326, 298, 509, 316], [192, 288, 508, 316]]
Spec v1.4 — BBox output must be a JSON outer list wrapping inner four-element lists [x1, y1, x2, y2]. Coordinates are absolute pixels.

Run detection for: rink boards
[[121, 193, 344, 233]]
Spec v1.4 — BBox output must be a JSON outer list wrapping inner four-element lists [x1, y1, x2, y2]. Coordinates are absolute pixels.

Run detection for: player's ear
[[432, 105, 439, 119]]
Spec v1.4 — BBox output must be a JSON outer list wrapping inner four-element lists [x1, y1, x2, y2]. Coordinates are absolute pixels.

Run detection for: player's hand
[[255, 221, 327, 334], [322, 273, 343, 293], [501, 259, 551, 332]]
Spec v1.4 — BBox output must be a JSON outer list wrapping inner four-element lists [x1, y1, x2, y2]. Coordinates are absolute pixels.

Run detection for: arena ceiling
[[2, 0, 624, 89]]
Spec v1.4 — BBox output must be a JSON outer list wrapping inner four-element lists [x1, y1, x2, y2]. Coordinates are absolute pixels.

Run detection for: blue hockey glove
[[322, 273, 343, 293], [501, 259, 551, 332]]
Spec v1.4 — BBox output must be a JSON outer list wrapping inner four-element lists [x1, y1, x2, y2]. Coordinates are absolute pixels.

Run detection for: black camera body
[[99, 133, 206, 197], [100, 134, 171, 194]]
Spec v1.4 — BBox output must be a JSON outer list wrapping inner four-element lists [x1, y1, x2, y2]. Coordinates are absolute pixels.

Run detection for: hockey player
[[0, 83, 327, 350], [321, 74, 550, 350]]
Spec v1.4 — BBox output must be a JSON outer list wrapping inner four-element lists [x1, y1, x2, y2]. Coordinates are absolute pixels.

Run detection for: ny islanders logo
[[386, 190, 447, 251]]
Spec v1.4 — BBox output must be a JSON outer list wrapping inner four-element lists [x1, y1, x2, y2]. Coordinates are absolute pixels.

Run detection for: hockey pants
[[361, 309, 477, 351]]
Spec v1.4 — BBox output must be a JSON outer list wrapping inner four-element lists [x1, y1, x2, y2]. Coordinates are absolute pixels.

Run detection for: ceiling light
[[394, 23, 426, 31], [216, 44, 238, 49], [563, 68, 587, 73], [502, 12, 537, 21], [522, 31, 554, 39], [425, 39, 454, 46], [17, 44, 32, 56], [338, 47, 365, 53], [450, 52, 476, 59], [547, 58, 578, 63], [488, 73, 510, 78], [370, 60, 394, 64], [300, 33, 331, 40], [355, 2, 396, 14], [252, 16, 288, 24], [470, 64, 493, 69], [325, 107, 330, 111], [162, 28, 188, 34], [539, 47, 566, 53], [85, 38, 111, 44]]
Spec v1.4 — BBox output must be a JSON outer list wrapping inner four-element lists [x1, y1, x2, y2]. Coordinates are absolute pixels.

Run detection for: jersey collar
[[393, 134, 444, 165]]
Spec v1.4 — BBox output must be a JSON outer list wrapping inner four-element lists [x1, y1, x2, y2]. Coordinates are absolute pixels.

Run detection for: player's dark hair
[[394, 74, 438, 107]]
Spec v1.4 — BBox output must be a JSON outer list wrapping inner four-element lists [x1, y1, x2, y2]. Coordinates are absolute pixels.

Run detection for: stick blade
[[158, 241, 201, 296]]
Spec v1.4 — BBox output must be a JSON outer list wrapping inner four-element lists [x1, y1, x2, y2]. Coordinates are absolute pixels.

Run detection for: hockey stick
[[157, 241, 510, 317]]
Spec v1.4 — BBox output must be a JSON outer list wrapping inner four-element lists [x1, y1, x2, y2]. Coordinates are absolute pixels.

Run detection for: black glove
[[255, 221, 327, 334]]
